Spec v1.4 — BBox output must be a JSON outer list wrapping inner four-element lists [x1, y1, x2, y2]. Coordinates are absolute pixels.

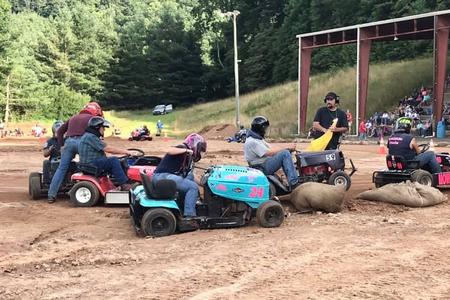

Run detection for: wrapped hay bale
[[285, 182, 346, 213], [356, 181, 447, 207]]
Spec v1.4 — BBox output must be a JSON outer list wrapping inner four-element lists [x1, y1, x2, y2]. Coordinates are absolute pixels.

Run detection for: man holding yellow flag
[[312, 92, 348, 150]]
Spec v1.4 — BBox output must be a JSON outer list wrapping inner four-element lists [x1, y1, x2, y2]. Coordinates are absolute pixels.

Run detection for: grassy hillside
[[9, 57, 435, 138], [170, 57, 434, 137]]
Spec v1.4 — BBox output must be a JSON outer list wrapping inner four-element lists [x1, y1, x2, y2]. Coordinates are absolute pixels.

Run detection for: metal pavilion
[[297, 9, 450, 133]]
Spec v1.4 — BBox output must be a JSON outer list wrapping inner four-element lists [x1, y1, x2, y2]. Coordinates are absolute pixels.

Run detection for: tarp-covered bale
[[356, 181, 447, 207], [287, 182, 346, 213]]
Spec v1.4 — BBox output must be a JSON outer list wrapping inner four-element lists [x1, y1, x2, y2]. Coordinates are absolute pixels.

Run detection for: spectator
[[358, 119, 367, 142], [346, 109, 353, 135], [312, 92, 348, 150]]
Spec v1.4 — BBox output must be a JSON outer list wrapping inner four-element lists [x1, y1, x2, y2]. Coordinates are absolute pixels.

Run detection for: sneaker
[[48, 196, 56, 203], [120, 183, 132, 191]]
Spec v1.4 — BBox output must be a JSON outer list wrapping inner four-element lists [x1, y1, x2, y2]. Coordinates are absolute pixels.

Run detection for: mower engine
[[299, 164, 329, 182]]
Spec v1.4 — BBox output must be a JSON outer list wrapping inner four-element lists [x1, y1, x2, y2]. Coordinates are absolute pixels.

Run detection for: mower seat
[[140, 171, 177, 200], [386, 155, 420, 170]]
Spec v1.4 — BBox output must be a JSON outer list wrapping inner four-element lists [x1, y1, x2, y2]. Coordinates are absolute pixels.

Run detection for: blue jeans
[[152, 172, 198, 217], [262, 150, 299, 186], [90, 156, 128, 184], [359, 133, 366, 141], [416, 151, 441, 173], [48, 137, 80, 199]]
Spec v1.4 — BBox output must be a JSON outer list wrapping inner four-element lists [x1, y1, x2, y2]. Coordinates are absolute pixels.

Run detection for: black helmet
[[324, 92, 340, 104], [394, 117, 412, 134], [52, 120, 64, 135], [88, 116, 111, 129], [251, 116, 270, 137]]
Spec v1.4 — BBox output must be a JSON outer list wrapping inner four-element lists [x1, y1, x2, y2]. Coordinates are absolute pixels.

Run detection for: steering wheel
[[418, 143, 429, 153], [118, 148, 145, 159]]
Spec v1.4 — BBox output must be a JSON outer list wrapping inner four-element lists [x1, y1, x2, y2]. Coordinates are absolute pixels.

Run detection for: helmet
[[52, 120, 64, 135], [251, 116, 270, 137], [183, 133, 207, 162], [88, 116, 111, 129], [395, 117, 412, 134], [324, 92, 340, 104], [80, 102, 103, 117]]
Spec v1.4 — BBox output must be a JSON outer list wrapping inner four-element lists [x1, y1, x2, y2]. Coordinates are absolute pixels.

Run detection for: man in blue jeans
[[387, 117, 441, 173], [244, 116, 299, 190], [47, 102, 103, 203], [78, 117, 135, 190], [152, 133, 207, 217]]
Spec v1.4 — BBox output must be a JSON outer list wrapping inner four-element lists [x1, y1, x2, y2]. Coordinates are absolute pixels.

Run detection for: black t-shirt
[[154, 145, 189, 176], [313, 107, 348, 149]]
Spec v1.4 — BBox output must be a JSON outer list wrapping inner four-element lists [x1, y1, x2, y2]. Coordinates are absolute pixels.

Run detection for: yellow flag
[[306, 118, 338, 151]]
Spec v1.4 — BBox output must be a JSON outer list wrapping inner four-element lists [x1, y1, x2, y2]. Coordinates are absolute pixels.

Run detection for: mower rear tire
[[141, 208, 177, 237], [29, 172, 42, 200], [411, 170, 433, 186], [70, 181, 100, 207], [328, 171, 351, 190], [256, 200, 284, 228]]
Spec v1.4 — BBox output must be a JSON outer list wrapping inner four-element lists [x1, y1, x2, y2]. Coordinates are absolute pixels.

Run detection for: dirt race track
[[1, 136, 450, 299]]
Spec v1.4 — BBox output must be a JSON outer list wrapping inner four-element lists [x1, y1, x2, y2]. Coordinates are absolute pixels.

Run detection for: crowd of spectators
[[359, 86, 435, 141]]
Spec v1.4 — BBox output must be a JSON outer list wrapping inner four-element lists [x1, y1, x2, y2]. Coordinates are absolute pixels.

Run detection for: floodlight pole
[[223, 10, 241, 127]]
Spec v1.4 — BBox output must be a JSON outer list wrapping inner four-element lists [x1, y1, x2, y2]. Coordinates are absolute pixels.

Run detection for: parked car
[[152, 105, 166, 115], [165, 104, 173, 113]]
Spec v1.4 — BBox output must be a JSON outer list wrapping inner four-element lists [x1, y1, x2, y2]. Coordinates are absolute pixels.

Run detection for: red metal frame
[[298, 10, 450, 133]]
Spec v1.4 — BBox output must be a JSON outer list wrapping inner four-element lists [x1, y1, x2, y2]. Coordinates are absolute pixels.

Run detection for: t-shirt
[[154, 145, 189, 175], [358, 122, 366, 133], [244, 136, 270, 165], [313, 107, 348, 150], [387, 133, 415, 160], [78, 132, 106, 164]]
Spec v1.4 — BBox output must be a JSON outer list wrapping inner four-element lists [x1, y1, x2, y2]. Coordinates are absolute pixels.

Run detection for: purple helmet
[[183, 133, 207, 162]]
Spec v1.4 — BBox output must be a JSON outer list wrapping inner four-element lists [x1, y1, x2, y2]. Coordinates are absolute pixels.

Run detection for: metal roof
[[297, 9, 450, 38]]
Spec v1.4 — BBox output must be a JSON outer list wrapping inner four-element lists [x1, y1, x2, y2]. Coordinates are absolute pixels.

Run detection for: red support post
[[434, 15, 450, 123], [299, 38, 312, 133], [358, 30, 372, 122]]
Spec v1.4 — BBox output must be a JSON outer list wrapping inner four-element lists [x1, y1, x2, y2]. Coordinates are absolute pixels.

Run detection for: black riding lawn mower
[[267, 149, 357, 197], [373, 143, 450, 188]]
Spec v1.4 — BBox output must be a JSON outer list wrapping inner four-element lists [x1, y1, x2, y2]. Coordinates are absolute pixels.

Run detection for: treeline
[[0, 0, 449, 120]]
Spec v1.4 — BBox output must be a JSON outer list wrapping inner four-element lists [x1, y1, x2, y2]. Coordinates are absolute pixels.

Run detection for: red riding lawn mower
[[69, 149, 161, 207]]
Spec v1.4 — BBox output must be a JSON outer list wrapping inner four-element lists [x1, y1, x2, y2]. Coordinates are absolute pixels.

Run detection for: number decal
[[249, 187, 264, 198], [325, 154, 336, 161]]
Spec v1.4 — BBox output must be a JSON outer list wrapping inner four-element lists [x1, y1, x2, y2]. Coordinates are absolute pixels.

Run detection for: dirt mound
[[198, 124, 237, 140]]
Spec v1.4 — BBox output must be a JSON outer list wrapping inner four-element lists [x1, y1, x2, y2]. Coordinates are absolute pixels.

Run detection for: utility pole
[[222, 10, 241, 127]]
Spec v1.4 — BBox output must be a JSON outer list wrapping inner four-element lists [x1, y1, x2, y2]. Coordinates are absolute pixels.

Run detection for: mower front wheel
[[256, 200, 285, 228], [141, 208, 177, 237], [70, 181, 100, 207], [328, 171, 351, 190], [29, 172, 42, 200], [411, 170, 433, 186]]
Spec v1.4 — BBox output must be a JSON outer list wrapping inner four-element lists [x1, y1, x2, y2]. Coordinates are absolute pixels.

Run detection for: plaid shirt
[[78, 132, 106, 164]]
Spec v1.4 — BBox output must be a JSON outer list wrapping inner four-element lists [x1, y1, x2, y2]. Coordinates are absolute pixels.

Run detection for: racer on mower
[[244, 116, 300, 191], [152, 133, 207, 217], [42, 120, 64, 183], [78, 117, 136, 191], [48, 101, 103, 203], [387, 117, 441, 173], [43, 121, 64, 160]]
